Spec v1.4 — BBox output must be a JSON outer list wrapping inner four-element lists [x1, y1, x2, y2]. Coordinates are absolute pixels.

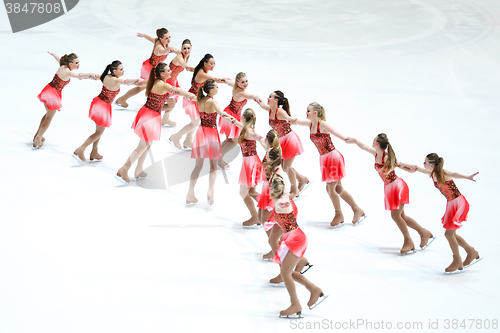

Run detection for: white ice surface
[[0, 0, 499, 332]]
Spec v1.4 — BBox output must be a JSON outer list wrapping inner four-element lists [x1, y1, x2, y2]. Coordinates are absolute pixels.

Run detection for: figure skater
[[185, 79, 233, 206], [256, 90, 309, 199], [115, 28, 177, 108], [116, 63, 195, 183], [290, 102, 365, 227], [407, 153, 480, 273], [227, 108, 263, 226], [218, 72, 259, 169], [73, 61, 143, 162], [161, 39, 194, 126], [269, 177, 327, 318], [169, 54, 228, 150], [34, 52, 99, 148], [345, 134, 434, 254]]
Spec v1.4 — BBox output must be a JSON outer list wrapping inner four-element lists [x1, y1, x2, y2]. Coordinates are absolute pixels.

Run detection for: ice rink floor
[[1, 0, 499, 332]]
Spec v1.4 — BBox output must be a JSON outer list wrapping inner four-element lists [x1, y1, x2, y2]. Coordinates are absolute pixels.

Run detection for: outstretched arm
[[288, 118, 311, 127], [444, 170, 479, 182], [117, 77, 144, 86], [322, 122, 347, 141], [197, 71, 226, 84], [68, 71, 99, 80], [137, 32, 156, 43], [47, 51, 60, 63], [397, 161, 419, 173], [213, 100, 233, 119], [345, 137, 377, 156], [254, 97, 271, 112], [167, 84, 196, 101]]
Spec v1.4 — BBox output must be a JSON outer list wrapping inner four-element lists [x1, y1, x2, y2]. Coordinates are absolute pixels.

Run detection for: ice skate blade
[[135, 176, 147, 181], [113, 101, 126, 108], [464, 257, 483, 269], [279, 312, 302, 319], [309, 294, 329, 310], [262, 257, 272, 261], [353, 215, 367, 226], [299, 180, 312, 194], [330, 222, 344, 229], [242, 223, 262, 229], [72, 153, 86, 164], [162, 123, 176, 127], [89, 158, 102, 163], [269, 282, 285, 288], [300, 264, 313, 275], [401, 249, 416, 256], [183, 146, 192, 151], [421, 236, 436, 250], [185, 201, 197, 207], [166, 138, 181, 151], [32, 144, 42, 150], [444, 268, 464, 275], [114, 174, 131, 185]]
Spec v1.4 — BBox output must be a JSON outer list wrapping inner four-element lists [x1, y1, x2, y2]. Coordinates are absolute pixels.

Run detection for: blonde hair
[[309, 102, 326, 121], [266, 129, 280, 150], [270, 177, 285, 200], [233, 72, 247, 93], [238, 108, 256, 143]]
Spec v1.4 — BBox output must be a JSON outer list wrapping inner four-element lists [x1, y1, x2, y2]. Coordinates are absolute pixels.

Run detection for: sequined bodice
[[169, 61, 184, 81], [98, 86, 120, 104], [189, 81, 204, 94], [144, 92, 169, 112], [434, 179, 461, 201], [374, 153, 397, 185], [149, 52, 168, 67], [49, 74, 70, 91], [240, 139, 257, 157], [262, 155, 273, 181], [228, 98, 247, 115], [275, 211, 299, 233], [310, 122, 335, 155], [200, 112, 217, 128], [269, 117, 292, 137]]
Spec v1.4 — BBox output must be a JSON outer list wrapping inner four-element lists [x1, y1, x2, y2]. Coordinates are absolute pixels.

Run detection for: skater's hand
[[288, 118, 297, 124], [92, 73, 100, 80], [187, 93, 196, 100], [345, 137, 357, 144], [467, 172, 479, 182], [254, 96, 262, 103], [137, 32, 145, 38]]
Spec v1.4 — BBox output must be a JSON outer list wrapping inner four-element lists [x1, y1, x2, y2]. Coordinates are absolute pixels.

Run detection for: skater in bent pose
[[269, 177, 327, 318], [290, 102, 365, 227], [74, 61, 143, 162], [34, 52, 99, 148], [406, 153, 480, 273], [345, 134, 434, 254]]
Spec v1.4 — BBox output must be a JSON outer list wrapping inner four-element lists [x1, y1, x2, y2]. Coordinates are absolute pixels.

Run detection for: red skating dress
[[375, 152, 409, 210], [434, 179, 469, 230], [219, 97, 247, 138], [183, 81, 204, 119], [310, 122, 346, 182], [131, 91, 169, 142], [140, 52, 168, 80], [88, 86, 120, 127], [271, 198, 308, 265], [37, 74, 70, 111], [191, 109, 222, 159], [166, 60, 184, 101], [238, 139, 262, 187], [269, 113, 304, 160], [257, 154, 274, 212]]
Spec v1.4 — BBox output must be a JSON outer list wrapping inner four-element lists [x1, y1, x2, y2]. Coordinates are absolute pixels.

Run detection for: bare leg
[[218, 137, 237, 168], [444, 230, 463, 272], [117, 140, 150, 183], [401, 210, 433, 248], [207, 158, 217, 205], [390, 204, 415, 254], [326, 182, 344, 227], [241, 185, 259, 226], [161, 98, 177, 126], [336, 181, 365, 224], [279, 252, 302, 316], [169, 117, 200, 150], [186, 158, 204, 204], [33, 106, 56, 147], [282, 158, 298, 199], [115, 86, 146, 108], [75, 124, 105, 161]]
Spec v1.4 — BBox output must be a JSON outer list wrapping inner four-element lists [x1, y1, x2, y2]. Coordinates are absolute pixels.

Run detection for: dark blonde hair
[[233, 72, 247, 93], [266, 129, 280, 150], [270, 177, 286, 200], [60, 53, 78, 67], [146, 63, 167, 95], [427, 153, 446, 184], [197, 79, 216, 100], [376, 133, 397, 174], [155, 28, 169, 47], [309, 102, 326, 121], [238, 108, 256, 144]]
